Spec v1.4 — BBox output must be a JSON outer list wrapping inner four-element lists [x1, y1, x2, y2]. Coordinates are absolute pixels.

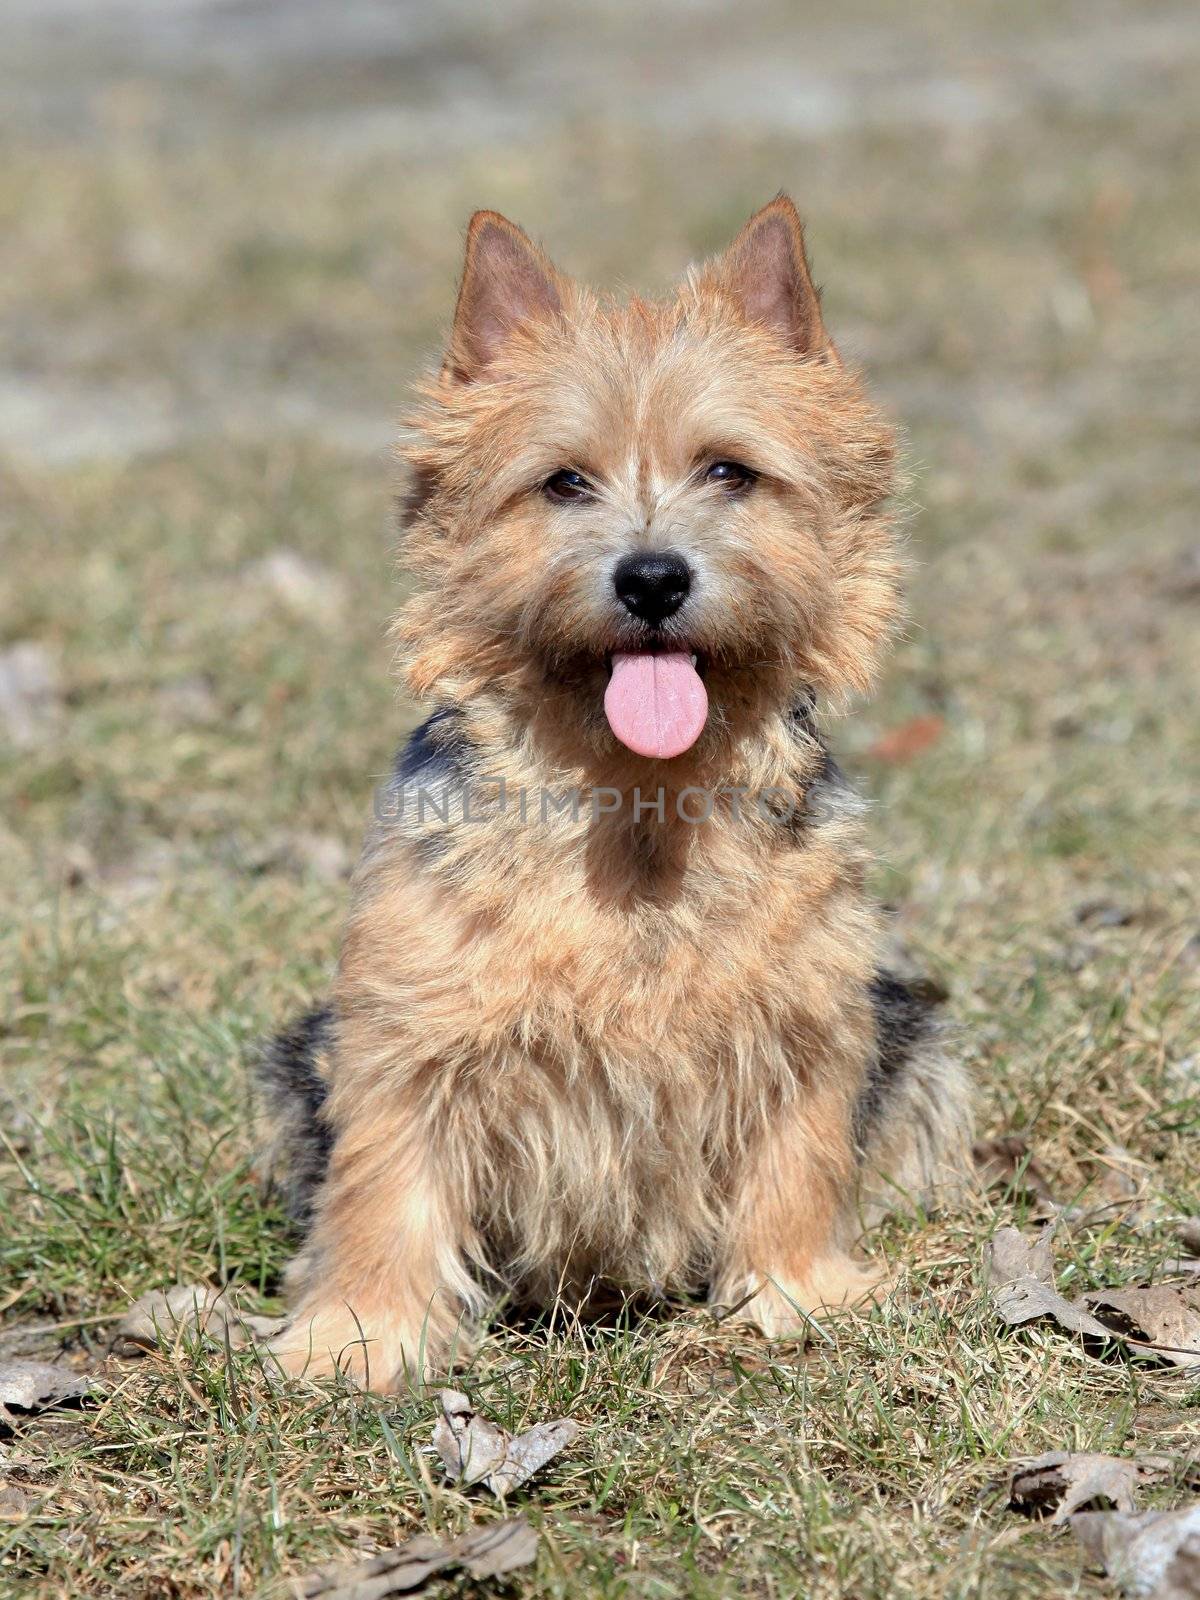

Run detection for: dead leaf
[[866, 714, 945, 764], [0, 1359, 90, 1417], [1160, 542, 1200, 602], [0, 1483, 32, 1518], [432, 1389, 578, 1498], [974, 1135, 1057, 1205], [110, 1284, 285, 1356], [157, 674, 220, 726], [1160, 1260, 1200, 1279], [1009, 1451, 1158, 1522], [987, 1231, 1200, 1374], [1073, 1501, 1200, 1598], [1079, 1285, 1200, 1370], [247, 549, 348, 629], [0, 642, 61, 747], [1065, 1145, 1156, 1229], [1075, 898, 1139, 929], [989, 1225, 1055, 1286], [432, 1391, 507, 1488], [298, 1517, 538, 1597], [247, 830, 352, 882], [987, 1227, 1113, 1340]]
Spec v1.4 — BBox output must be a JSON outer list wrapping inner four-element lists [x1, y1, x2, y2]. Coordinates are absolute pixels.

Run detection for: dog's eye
[[543, 469, 594, 503], [706, 460, 756, 493]]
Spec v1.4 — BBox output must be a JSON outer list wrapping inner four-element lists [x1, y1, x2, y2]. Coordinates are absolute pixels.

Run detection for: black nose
[[613, 551, 692, 626]]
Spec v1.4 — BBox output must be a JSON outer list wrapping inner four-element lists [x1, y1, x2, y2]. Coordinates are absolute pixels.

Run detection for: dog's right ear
[[446, 211, 565, 383]]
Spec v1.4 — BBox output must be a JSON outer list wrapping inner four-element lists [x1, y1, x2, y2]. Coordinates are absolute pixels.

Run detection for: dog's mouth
[[603, 648, 708, 760]]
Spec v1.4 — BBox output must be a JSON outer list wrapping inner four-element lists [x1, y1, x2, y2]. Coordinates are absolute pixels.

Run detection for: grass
[[2, 1, 1199, 1595]]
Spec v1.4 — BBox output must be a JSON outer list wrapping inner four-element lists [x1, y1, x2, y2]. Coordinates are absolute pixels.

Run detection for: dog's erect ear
[[446, 211, 565, 382], [713, 195, 833, 359]]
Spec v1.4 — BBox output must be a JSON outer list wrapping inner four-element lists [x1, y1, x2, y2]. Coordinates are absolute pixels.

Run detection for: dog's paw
[[266, 1305, 422, 1392], [719, 1257, 887, 1338]]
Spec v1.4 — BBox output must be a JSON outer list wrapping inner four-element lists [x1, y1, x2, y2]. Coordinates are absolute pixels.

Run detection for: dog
[[258, 196, 972, 1391]]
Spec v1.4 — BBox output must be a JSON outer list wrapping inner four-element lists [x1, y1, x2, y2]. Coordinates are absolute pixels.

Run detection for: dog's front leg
[[268, 1085, 478, 1391], [712, 1075, 882, 1338]]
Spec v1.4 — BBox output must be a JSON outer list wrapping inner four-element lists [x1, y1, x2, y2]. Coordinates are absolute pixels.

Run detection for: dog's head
[[399, 197, 901, 768]]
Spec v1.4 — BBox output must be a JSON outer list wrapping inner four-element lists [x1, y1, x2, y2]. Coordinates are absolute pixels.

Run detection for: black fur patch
[[399, 464, 438, 529], [394, 707, 469, 785], [784, 694, 856, 834], [855, 971, 940, 1150], [787, 691, 820, 745], [815, 746, 850, 792], [788, 692, 852, 788], [256, 1005, 335, 1226]]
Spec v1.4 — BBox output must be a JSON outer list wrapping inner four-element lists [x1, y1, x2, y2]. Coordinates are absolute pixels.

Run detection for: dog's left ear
[[446, 211, 566, 383], [713, 195, 834, 360]]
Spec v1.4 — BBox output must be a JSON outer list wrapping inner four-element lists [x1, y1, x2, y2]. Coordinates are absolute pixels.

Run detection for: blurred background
[[1, 0, 1197, 1161]]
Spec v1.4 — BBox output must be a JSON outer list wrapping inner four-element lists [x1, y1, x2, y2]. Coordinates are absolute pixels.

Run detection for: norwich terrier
[[258, 196, 971, 1391]]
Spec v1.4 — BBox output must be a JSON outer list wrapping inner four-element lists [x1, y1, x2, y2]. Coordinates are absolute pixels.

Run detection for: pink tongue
[[604, 652, 708, 759]]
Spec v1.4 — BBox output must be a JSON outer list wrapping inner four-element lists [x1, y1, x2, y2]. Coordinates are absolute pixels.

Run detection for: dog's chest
[[455, 828, 813, 1043], [478, 1039, 740, 1292]]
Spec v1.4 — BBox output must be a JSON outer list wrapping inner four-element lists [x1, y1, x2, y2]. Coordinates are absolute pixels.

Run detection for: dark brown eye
[[706, 460, 756, 492], [543, 469, 594, 503]]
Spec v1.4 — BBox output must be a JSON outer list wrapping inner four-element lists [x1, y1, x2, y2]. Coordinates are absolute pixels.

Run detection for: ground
[[1, 1, 1199, 1596]]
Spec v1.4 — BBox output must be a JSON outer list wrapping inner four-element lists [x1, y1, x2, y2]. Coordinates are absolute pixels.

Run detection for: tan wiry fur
[[266, 198, 971, 1390]]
